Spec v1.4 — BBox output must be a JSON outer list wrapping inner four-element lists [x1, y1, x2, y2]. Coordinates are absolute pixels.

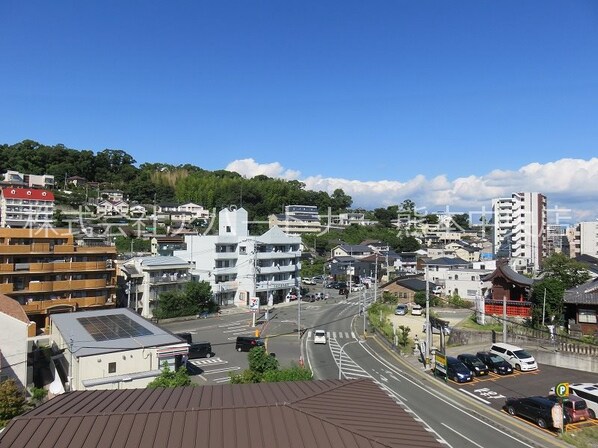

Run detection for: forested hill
[[0, 140, 352, 220]]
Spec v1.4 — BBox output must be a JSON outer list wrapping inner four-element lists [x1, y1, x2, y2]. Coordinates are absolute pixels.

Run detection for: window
[[239, 246, 246, 255], [108, 362, 116, 373], [226, 226, 231, 233], [579, 309, 597, 324]]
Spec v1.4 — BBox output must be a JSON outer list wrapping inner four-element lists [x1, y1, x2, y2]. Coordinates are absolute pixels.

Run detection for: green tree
[[542, 253, 591, 289], [452, 213, 470, 230], [147, 362, 192, 388], [397, 325, 411, 347], [414, 291, 440, 307], [262, 365, 313, 382], [0, 379, 26, 426], [248, 347, 279, 375], [530, 278, 566, 326]]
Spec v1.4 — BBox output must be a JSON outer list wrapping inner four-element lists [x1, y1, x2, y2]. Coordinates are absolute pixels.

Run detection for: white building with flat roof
[[571, 221, 598, 258], [175, 207, 302, 307]]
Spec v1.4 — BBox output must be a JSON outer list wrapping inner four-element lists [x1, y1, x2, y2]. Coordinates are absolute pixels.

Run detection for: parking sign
[[555, 382, 569, 398]]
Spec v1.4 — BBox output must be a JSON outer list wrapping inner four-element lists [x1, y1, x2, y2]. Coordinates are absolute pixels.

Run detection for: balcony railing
[[21, 295, 116, 314], [12, 278, 114, 293]]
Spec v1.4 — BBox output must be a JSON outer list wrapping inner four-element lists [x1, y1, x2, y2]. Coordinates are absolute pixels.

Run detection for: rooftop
[[0, 379, 442, 448]]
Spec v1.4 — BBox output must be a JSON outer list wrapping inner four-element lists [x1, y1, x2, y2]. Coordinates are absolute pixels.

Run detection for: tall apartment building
[[0, 228, 117, 331], [176, 207, 302, 307], [0, 188, 55, 228], [492, 192, 547, 273], [571, 221, 598, 258]]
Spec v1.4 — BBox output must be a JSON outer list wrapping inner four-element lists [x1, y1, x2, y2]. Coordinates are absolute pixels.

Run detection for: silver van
[[490, 343, 537, 371]]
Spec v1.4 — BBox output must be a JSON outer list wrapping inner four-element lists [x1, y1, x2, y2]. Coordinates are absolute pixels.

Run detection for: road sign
[[249, 297, 259, 311], [555, 382, 569, 398], [434, 352, 447, 375]]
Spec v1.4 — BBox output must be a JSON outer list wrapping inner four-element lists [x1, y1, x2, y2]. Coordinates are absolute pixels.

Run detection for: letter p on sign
[[555, 382, 569, 398]]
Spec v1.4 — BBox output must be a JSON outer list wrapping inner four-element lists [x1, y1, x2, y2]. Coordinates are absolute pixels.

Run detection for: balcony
[[0, 283, 14, 293], [22, 295, 116, 314], [16, 278, 113, 293], [213, 252, 238, 260], [149, 273, 190, 285], [1, 243, 51, 254], [256, 250, 301, 260]]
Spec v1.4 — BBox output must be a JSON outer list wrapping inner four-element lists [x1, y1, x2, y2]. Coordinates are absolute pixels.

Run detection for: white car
[[411, 304, 423, 316], [313, 330, 327, 344]]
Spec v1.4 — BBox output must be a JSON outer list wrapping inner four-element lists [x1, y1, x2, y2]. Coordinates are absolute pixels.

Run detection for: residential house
[[0, 228, 117, 331], [331, 244, 373, 259], [129, 204, 147, 218], [49, 308, 188, 391], [0, 294, 34, 388], [96, 199, 130, 217], [100, 190, 125, 202], [150, 235, 187, 256], [333, 212, 378, 227], [0, 187, 54, 228], [382, 277, 437, 303], [0, 379, 443, 448], [175, 207, 301, 308], [66, 176, 88, 187], [118, 256, 191, 319], [444, 240, 482, 262], [563, 278, 598, 338]]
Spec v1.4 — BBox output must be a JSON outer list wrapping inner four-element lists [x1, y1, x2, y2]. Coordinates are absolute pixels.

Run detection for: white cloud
[[225, 157, 598, 221]]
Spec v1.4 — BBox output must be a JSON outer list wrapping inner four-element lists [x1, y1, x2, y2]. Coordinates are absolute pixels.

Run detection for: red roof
[[1, 188, 54, 201]]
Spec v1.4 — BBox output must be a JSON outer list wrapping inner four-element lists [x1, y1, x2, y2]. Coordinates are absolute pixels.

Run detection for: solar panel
[[77, 314, 154, 341]]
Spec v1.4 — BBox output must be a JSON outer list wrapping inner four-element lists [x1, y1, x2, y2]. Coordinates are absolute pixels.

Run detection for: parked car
[[411, 304, 423, 316], [476, 351, 514, 375], [395, 304, 408, 315], [457, 353, 489, 376], [547, 395, 591, 423], [446, 356, 473, 383], [505, 396, 566, 429], [235, 336, 265, 352], [285, 293, 298, 301], [313, 329, 327, 344], [302, 277, 316, 285], [549, 383, 598, 420], [490, 343, 538, 371]]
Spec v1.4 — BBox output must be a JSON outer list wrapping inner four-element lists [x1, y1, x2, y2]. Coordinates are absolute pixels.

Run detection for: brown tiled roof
[[0, 293, 29, 324], [0, 379, 442, 448]]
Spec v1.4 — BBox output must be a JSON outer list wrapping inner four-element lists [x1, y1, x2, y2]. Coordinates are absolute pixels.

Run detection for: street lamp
[[338, 339, 364, 380]]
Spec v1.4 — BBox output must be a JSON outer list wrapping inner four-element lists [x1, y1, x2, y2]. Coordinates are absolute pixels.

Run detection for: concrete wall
[[0, 314, 28, 388], [449, 328, 598, 373]]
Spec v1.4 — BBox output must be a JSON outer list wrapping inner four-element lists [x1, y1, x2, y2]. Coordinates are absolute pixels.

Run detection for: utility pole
[[542, 288, 547, 326], [503, 295, 507, 343], [425, 266, 430, 368], [374, 253, 378, 303]]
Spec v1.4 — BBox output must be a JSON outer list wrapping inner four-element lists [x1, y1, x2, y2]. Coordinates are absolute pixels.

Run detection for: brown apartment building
[[0, 228, 117, 332]]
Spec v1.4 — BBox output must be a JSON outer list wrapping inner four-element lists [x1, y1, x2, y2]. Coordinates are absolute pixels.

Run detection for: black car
[[235, 336, 265, 352], [188, 342, 213, 359], [505, 396, 567, 429], [476, 351, 513, 375], [457, 354, 489, 376], [446, 356, 473, 383]]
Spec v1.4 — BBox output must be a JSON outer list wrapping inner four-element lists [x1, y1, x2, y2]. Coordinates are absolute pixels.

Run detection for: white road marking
[[459, 389, 491, 404], [441, 423, 484, 448], [202, 366, 241, 375]]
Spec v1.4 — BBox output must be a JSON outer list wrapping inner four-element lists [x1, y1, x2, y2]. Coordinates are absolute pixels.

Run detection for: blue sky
[[1, 1, 597, 219]]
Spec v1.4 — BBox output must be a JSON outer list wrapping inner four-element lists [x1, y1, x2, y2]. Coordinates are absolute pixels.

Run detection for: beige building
[[0, 228, 117, 331]]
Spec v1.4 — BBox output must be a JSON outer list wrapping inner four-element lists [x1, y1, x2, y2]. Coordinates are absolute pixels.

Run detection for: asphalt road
[[162, 291, 594, 447]]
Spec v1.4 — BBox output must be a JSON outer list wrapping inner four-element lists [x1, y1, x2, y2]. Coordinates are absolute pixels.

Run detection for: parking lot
[[439, 351, 598, 432]]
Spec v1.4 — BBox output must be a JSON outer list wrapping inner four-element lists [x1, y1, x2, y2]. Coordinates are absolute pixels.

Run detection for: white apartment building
[[118, 256, 191, 319], [0, 188, 55, 228], [2, 170, 55, 189], [492, 192, 547, 273], [175, 207, 302, 308], [333, 213, 378, 227], [153, 202, 211, 225], [268, 204, 322, 235], [571, 221, 598, 258]]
